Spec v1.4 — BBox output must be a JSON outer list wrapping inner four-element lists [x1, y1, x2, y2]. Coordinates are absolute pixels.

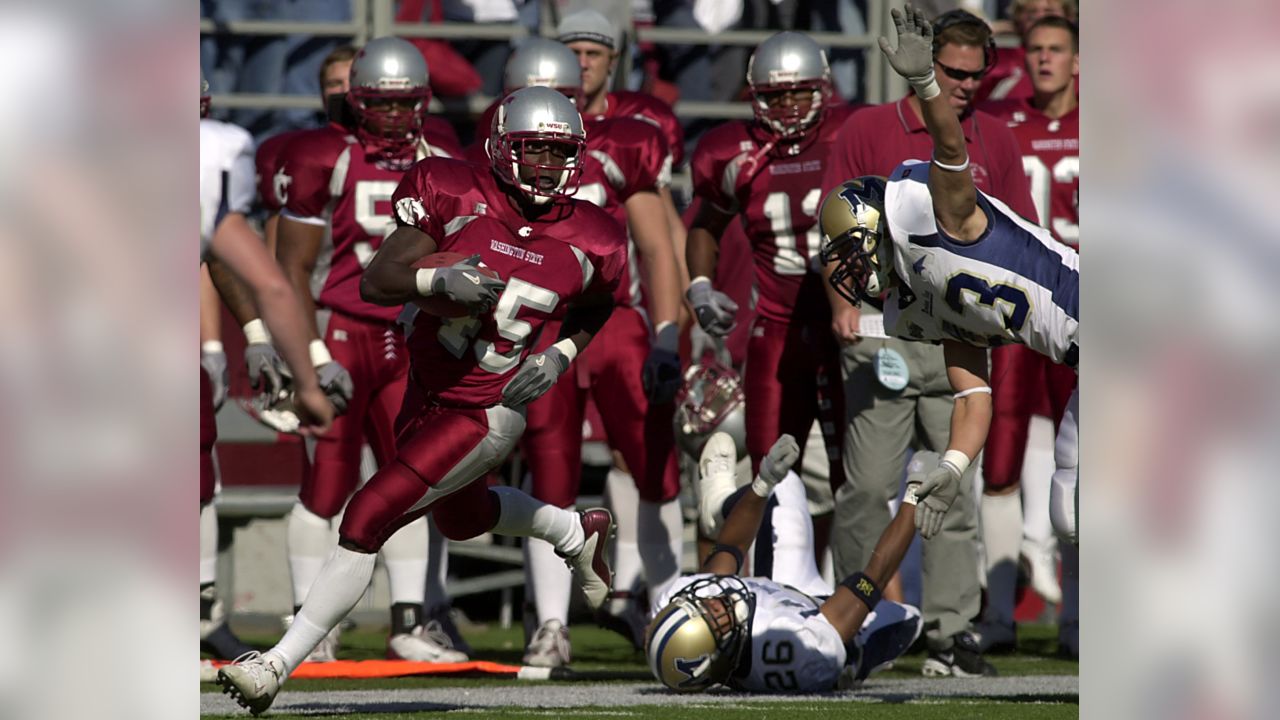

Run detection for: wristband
[[708, 544, 744, 574], [242, 318, 270, 345], [941, 449, 971, 477], [201, 340, 224, 355], [551, 338, 579, 364], [415, 267, 438, 296], [931, 153, 971, 173], [309, 339, 333, 367], [953, 386, 991, 399], [909, 70, 940, 101], [839, 571, 882, 611], [750, 475, 774, 498]]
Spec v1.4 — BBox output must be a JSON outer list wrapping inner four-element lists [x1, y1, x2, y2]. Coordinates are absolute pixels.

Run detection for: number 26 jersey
[[881, 160, 1080, 367]]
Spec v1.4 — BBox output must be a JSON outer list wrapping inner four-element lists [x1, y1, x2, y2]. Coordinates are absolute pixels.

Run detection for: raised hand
[[879, 4, 939, 97]]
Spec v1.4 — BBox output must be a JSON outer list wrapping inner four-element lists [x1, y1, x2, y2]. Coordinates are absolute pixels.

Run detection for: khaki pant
[[830, 337, 981, 651]]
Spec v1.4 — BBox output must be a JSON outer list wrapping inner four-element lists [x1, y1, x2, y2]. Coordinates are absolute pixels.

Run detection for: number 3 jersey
[[690, 105, 859, 323], [278, 121, 463, 322], [881, 160, 1080, 367], [392, 158, 627, 408], [656, 574, 847, 693]]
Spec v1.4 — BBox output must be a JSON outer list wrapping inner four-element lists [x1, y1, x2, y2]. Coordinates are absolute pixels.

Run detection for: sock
[[200, 582, 216, 621], [638, 498, 682, 605], [200, 503, 218, 586], [1020, 415, 1057, 545], [1059, 540, 1079, 626], [381, 514, 428, 606], [287, 503, 334, 606], [269, 546, 376, 675], [981, 490, 1022, 627], [489, 486, 583, 556], [525, 536, 573, 627], [606, 470, 642, 616], [425, 516, 452, 609]]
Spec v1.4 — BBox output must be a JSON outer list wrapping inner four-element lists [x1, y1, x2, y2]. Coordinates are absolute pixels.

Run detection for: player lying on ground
[[818, 4, 1079, 543], [646, 432, 968, 692]]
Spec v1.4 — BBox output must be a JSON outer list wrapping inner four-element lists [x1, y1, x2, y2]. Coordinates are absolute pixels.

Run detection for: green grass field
[[202, 622, 1078, 718]]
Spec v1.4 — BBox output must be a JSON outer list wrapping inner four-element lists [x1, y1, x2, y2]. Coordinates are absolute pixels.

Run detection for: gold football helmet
[[818, 176, 893, 306], [645, 576, 755, 692]]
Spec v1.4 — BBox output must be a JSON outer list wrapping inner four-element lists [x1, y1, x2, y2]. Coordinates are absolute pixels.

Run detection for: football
[[411, 251, 502, 317]]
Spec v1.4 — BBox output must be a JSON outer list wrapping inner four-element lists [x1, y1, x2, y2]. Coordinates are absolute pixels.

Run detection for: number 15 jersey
[[881, 160, 1080, 367]]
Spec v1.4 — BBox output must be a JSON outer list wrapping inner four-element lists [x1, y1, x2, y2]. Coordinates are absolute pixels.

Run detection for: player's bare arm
[[209, 212, 334, 435], [276, 216, 327, 339], [942, 339, 993, 463], [359, 224, 439, 306], [820, 500, 917, 641], [658, 186, 693, 328], [686, 202, 740, 337], [206, 253, 260, 328], [701, 434, 801, 575], [880, 4, 987, 242], [207, 254, 288, 400], [626, 189, 681, 329]]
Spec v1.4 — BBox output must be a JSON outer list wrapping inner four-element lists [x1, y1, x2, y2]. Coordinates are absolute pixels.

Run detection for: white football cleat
[[523, 619, 571, 668], [697, 431, 738, 537], [560, 508, 614, 610], [1021, 537, 1062, 605], [387, 621, 469, 663], [216, 651, 285, 716]]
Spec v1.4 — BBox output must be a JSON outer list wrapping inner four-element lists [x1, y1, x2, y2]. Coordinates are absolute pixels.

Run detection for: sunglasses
[[936, 61, 987, 82]]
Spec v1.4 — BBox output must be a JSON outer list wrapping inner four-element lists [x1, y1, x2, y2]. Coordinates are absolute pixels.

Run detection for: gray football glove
[[316, 360, 354, 415], [200, 347, 228, 411], [431, 254, 507, 313], [906, 450, 964, 539], [501, 345, 571, 408], [687, 279, 739, 338], [879, 4, 936, 85], [750, 433, 800, 497], [244, 342, 286, 402]]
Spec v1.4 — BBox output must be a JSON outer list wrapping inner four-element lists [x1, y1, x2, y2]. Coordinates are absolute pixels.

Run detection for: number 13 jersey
[[881, 160, 1080, 367], [392, 158, 627, 408]]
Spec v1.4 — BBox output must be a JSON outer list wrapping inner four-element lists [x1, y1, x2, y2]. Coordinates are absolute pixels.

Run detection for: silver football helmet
[[819, 176, 892, 307], [646, 576, 756, 692], [673, 360, 746, 460], [347, 36, 432, 158], [489, 86, 587, 205], [503, 37, 583, 107], [746, 31, 832, 139]]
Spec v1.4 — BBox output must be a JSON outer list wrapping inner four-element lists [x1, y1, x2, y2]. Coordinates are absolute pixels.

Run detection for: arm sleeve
[[226, 134, 257, 216], [391, 162, 446, 241], [281, 136, 334, 222], [690, 133, 737, 214]]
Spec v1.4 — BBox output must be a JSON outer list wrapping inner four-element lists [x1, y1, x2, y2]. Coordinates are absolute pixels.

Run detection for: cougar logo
[[518, 226, 532, 237], [273, 166, 293, 205], [395, 197, 427, 225]]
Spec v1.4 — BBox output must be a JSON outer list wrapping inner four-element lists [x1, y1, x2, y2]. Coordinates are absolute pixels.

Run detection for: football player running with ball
[[217, 87, 627, 716], [819, 5, 1079, 546]]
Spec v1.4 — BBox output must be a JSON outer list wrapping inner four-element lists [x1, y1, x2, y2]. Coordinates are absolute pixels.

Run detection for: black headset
[[931, 9, 998, 71]]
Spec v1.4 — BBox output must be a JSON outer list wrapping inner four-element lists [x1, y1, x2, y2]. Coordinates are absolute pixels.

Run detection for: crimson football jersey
[[255, 128, 308, 214], [984, 99, 1079, 248], [691, 105, 859, 322], [279, 122, 463, 323], [392, 159, 627, 408], [585, 90, 685, 168]]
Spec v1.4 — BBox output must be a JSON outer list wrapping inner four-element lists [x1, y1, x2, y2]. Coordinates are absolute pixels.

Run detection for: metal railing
[[201, 0, 907, 120]]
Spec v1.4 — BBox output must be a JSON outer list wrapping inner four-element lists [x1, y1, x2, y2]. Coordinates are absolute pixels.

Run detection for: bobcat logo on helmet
[[819, 176, 893, 307], [645, 576, 756, 692]]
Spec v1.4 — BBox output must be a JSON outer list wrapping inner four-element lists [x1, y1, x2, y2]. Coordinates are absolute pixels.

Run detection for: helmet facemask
[[749, 78, 831, 140], [821, 219, 893, 307], [646, 576, 756, 692], [348, 85, 432, 162], [491, 127, 586, 206]]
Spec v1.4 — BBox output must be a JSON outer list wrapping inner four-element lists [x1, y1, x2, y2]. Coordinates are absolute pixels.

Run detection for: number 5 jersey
[[881, 160, 1079, 368]]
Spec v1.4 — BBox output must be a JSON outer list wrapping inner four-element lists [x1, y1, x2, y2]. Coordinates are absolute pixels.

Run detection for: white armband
[[932, 154, 971, 173], [201, 340, 224, 355], [551, 338, 579, 364], [242, 318, 270, 345], [942, 449, 971, 477], [415, 268, 438, 296], [309, 339, 333, 367], [909, 70, 941, 101], [953, 386, 992, 399]]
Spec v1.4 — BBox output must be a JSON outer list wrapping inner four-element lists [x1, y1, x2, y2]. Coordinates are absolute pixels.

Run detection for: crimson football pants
[[301, 311, 409, 518], [200, 366, 217, 507], [743, 316, 846, 491], [339, 379, 524, 552], [982, 344, 1078, 492], [522, 306, 681, 508]]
